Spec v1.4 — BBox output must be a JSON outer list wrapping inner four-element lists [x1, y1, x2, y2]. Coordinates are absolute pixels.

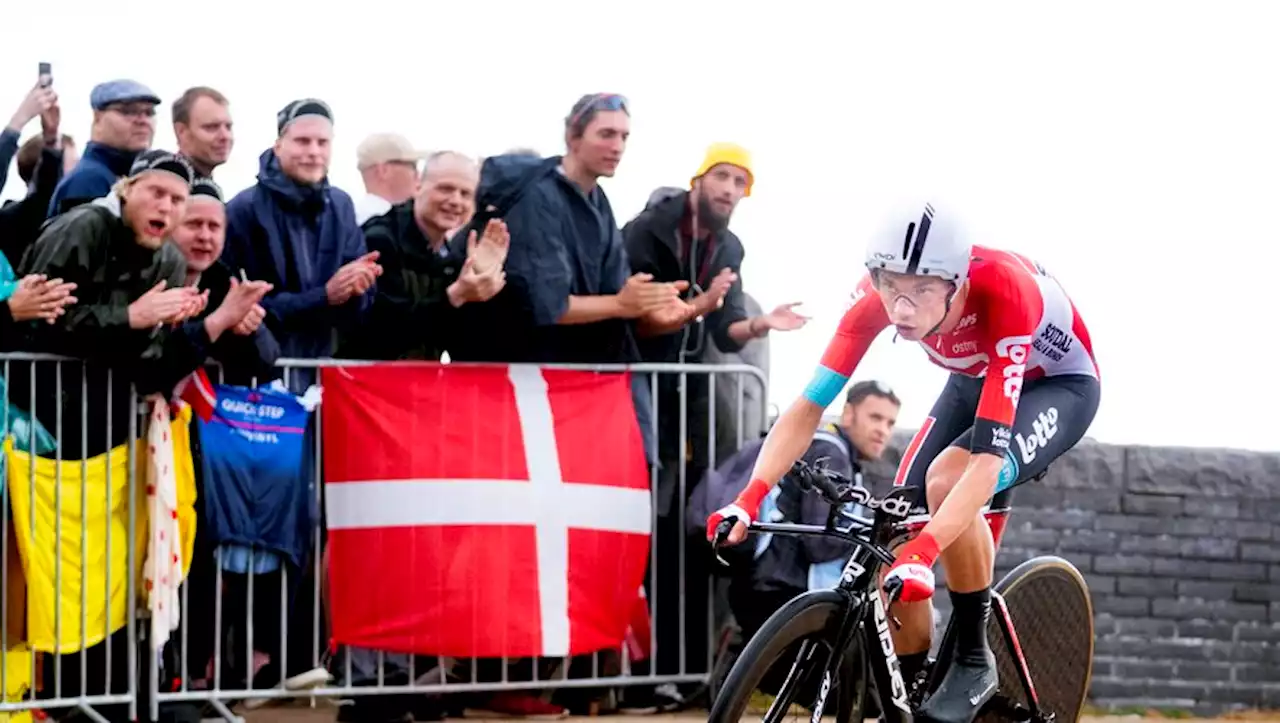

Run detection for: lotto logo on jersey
[[1016, 407, 1060, 464], [995, 335, 1032, 406], [955, 313, 977, 331]]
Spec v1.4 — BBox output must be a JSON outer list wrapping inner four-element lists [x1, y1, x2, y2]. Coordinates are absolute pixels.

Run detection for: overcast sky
[[3, 1, 1276, 451]]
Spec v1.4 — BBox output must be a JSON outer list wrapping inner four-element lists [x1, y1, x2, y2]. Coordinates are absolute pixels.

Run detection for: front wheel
[[709, 590, 866, 723]]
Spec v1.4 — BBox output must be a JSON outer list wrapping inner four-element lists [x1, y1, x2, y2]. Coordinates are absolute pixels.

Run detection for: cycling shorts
[[893, 372, 1100, 509]]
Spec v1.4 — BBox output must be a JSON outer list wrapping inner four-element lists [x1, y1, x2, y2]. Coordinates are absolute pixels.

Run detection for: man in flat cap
[[46, 79, 160, 217]]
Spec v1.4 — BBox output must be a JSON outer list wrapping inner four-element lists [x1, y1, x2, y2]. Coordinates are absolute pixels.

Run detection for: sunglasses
[[567, 93, 630, 132]]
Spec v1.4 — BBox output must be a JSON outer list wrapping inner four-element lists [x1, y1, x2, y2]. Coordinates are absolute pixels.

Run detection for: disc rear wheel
[[978, 556, 1094, 723]]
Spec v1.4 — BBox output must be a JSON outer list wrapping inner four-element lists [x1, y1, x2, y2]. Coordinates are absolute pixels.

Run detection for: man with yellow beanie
[[618, 141, 809, 712], [625, 141, 807, 359]]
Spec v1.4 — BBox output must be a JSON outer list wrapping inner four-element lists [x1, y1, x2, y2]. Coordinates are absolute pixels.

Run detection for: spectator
[[690, 380, 899, 699], [620, 147, 808, 704], [353, 132, 427, 225], [2, 127, 71, 268], [48, 79, 159, 216], [221, 98, 381, 373], [173, 86, 234, 179], [1, 80, 58, 193], [11, 149, 197, 722], [626, 142, 809, 362], [469, 93, 685, 363], [159, 177, 281, 387], [452, 92, 685, 718], [340, 151, 510, 361], [221, 98, 379, 701], [729, 380, 899, 635]]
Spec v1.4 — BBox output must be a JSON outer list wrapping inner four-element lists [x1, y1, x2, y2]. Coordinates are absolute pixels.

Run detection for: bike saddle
[[916, 648, 998, 723]]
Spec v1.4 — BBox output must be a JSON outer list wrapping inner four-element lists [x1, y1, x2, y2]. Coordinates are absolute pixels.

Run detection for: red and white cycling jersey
[[805, 245, 1099, 435]]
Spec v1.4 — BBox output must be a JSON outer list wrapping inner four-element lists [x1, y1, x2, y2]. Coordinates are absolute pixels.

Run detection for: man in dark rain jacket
[[159, 176, 281, 388], [221, 98, 379, 376], [15, 149, 203, 460]]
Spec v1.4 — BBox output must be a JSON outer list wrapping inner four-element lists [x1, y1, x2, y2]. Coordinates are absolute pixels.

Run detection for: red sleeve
[[802, 274, 890, 407], [971, 263, 1043, 456]]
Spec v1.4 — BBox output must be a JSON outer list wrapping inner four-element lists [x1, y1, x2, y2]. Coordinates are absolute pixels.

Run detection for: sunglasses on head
[[568, 93, 629, 132]]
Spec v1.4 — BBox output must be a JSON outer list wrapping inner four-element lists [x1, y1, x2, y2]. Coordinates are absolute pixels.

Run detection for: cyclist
[[706, 201, 1100, 723]]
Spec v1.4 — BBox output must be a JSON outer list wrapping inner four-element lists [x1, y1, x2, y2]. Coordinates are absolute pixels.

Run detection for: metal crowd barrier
[[0, 354, 769, 722]]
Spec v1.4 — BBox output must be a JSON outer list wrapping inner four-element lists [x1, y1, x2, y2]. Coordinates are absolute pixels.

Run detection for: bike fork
[[807, 592, 864, 723]]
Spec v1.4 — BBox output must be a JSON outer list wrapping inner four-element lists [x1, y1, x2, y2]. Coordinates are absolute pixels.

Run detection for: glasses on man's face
[[568, 93, 629, 131], [108, 104, 156, 119], [875, 276, 949, 307]]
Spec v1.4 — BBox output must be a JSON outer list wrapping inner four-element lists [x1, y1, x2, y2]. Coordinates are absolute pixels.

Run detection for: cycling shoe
[[915, 648, 997, 723]]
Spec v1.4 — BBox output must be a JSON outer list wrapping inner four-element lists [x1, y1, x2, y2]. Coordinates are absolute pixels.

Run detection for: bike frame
[[743, 484, 1044, 723]]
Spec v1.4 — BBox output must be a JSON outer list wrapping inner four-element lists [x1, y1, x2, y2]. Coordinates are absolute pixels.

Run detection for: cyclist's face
[[875, 271, 953, 339]]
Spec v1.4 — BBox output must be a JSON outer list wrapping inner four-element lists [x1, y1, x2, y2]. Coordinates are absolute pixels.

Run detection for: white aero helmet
[[863, 201, 972, 287]]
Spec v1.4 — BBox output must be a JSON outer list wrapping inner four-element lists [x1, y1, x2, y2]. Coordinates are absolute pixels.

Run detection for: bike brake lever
[[711, 519, 736, 567], [882, 578, 906, 629]]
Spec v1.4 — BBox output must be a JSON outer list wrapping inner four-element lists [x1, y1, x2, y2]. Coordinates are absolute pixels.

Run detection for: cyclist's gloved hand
[[706, 478, 771, 546], [884, 531, 942, 603]]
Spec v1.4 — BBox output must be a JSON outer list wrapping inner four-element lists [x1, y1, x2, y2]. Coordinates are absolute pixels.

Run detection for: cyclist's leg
[[918, 374, 1101, 721], [880, 374, 983, 668], [931, 373, 1102, 592]]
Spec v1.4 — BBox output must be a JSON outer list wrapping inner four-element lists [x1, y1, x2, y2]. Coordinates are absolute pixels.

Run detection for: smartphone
[[38, 62, 52, 88]]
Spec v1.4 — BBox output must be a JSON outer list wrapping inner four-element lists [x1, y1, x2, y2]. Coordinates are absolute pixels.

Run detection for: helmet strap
[[921, 281, 960, 339]]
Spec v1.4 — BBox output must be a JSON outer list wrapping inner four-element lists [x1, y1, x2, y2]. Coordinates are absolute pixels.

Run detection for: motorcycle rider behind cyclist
[[706, 200, 1100, 723]]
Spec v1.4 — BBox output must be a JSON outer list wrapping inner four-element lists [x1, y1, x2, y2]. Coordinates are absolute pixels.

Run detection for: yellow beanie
[[691, 142, 754, 197]]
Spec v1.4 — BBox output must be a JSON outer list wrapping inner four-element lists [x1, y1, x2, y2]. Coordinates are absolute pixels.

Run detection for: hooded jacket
[[622, 191, 749, 363], [222, 149, 373, 361], [457, 153, 638, 364]]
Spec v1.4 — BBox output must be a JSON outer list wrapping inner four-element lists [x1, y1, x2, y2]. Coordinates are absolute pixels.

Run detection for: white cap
[[356, 133, 428, 170]]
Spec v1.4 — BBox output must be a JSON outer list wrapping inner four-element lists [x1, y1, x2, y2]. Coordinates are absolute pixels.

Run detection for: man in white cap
[[353, 132, 428, 225]]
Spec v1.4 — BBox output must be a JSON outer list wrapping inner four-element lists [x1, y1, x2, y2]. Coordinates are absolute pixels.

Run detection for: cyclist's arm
[[737, 276, 888, 512], [924, 268, 1042, 551]]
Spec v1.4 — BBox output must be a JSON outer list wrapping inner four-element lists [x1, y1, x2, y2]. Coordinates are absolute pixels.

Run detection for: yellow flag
[[0, 645, 31, 723], [5, 404, 196, 655]]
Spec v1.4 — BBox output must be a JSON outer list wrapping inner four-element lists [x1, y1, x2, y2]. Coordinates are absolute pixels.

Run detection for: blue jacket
[[221, 149, 373, 362], [470, 154, 637, 364], [47, 142, 137, 217]]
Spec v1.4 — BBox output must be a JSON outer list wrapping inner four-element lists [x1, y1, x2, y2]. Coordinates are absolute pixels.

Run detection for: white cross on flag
[[322, 364, 652, 658]]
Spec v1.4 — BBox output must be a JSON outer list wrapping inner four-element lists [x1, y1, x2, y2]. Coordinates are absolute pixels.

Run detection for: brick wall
[[864, 433, 1280, 714]]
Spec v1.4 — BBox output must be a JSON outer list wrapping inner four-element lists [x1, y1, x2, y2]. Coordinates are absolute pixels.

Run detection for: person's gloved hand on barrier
[[883, 530, 941, 602], [705, 478, 771, 546]]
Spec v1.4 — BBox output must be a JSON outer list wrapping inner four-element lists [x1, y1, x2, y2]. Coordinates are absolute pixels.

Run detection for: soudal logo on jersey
[[1032, 323, 1074, 362], [955, 313, 977, 331], [995, 335, 1032, 406], [1016, 407, 1060, 464]]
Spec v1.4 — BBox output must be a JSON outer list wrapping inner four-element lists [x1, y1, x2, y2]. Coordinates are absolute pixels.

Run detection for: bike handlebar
[[709, 458, 917, 570]]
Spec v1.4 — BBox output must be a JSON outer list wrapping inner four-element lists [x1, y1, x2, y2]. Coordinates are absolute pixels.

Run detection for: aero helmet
[[863, 201, 972, 287]]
